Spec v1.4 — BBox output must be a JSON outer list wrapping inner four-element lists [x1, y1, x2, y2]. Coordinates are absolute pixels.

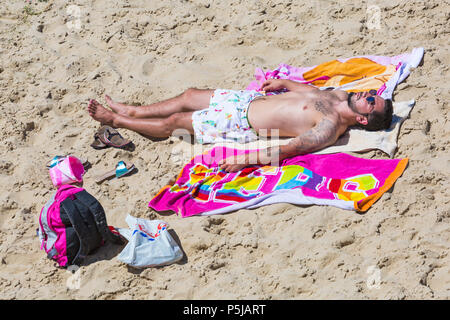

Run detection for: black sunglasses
[[365, 89, 378, 105]]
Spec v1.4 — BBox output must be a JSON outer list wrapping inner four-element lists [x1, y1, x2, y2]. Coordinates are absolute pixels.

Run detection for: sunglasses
[[365, 89, 378, 105]]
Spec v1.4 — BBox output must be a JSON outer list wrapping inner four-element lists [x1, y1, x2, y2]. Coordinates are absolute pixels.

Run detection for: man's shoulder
[[321, 88, 348, 100], [320, 115, 349, 138], [314, 115, 349, 139], [315, 116, 339, 131]]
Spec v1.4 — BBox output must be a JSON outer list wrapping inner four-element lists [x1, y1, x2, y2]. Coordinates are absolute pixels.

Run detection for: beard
[[347, 92, 363, 115], [347, 92, 359, 113]]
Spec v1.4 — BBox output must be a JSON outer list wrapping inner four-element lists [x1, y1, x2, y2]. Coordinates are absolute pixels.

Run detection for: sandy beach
[[0, 0, 448, 299]]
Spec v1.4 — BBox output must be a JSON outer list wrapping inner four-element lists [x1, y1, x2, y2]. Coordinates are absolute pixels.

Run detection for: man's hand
[[218, 153, 250, 172], [217, 148, 279, 172], [260, 79, 318, 93], [259, 79, 286, 92]]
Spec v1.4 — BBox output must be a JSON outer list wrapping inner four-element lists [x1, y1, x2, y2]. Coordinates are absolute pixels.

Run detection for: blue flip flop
[[95, 161, 136, 183]]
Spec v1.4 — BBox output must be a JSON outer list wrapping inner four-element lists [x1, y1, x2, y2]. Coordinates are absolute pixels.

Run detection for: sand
[[0, 0, 448, 300]]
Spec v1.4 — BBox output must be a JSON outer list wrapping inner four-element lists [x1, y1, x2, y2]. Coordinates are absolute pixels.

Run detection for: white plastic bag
[[117, 214, 183, 268]]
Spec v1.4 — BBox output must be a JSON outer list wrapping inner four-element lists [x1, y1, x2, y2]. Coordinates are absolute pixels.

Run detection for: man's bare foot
[[105, 94, 135, 117], [88, 99, 117, 127]]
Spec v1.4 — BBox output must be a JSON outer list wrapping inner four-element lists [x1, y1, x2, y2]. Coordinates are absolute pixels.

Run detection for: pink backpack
[[37, 185, 123, 267]]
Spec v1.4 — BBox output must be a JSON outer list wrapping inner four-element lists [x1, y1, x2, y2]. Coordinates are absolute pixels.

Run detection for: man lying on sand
[[87, 79, 393, 172]]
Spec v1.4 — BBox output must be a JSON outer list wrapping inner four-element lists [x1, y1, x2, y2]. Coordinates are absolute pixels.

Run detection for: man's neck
[[333, 91, 358, 127]]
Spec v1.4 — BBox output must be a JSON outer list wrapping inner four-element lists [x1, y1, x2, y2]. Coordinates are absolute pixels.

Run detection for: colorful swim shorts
[[192, 89, 265, 144]]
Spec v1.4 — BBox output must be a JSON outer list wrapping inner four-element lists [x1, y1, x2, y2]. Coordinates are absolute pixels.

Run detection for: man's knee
[[181, 87, 213, 110], [181, 87, 200, 103], [164, 113, 191, 135]]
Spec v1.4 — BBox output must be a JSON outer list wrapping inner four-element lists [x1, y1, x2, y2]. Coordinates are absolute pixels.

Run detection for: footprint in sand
[[141, 58, 154, 77]]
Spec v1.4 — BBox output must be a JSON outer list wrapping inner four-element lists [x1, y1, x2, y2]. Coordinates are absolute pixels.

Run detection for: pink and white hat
[[47, 155, 85, 188]]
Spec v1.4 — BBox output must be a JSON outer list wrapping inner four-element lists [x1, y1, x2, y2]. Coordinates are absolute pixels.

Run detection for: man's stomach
[[247, 94, 317, 138]]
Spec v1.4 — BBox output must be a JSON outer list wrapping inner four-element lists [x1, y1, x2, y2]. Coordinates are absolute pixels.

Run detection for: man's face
[[348, 91, 385, 118]]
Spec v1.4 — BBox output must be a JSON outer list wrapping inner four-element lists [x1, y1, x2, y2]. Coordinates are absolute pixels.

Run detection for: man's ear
[[355, 115, 368, 126]]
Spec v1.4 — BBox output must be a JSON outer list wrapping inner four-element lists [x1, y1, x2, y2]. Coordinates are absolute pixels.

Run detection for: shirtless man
[[87, 79, 393, 172]]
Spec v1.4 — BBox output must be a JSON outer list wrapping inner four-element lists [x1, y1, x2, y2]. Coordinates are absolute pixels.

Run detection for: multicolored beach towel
[[148, 147, 408, 217], [246, 47, 424, 99]]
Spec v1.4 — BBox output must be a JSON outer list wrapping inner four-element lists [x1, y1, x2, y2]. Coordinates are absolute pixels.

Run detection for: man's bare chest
[[248, 95, 323, 135]]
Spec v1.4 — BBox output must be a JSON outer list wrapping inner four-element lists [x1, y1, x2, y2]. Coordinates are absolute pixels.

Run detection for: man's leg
[[88, 100, 195, 138], [105, 88, 214, 118]]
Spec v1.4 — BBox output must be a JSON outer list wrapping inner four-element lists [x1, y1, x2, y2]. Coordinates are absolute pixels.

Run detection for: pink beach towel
[[149, 147, 408, 217]]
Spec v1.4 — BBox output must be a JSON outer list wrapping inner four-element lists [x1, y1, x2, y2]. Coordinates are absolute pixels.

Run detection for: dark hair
[[358, 98, 393, 131]]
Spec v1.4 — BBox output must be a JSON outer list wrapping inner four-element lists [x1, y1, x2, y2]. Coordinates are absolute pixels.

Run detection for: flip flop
[[90, 131, 109, 150], [97, 125, 132, 149], [95, 161, 136, 184]]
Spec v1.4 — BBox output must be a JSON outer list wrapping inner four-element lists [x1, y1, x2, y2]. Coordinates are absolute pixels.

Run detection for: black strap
[[60, 198, 91, 266], [47, 248, 58, 260], [72, 198, 102, 246], [74, 190, 124, 245]]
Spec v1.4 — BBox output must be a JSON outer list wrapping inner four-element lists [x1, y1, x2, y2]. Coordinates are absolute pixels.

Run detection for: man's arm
[[260, 79, 319, 93], [219, 118, 339, 172], [282, 79, 319, 93], [256, 118, 338, 165]]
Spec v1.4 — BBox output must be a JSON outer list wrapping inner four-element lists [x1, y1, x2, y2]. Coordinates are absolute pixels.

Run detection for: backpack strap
[[60, 198, 91, 266], [74, 190, 124, 245], [72, 198, 102, 246]]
